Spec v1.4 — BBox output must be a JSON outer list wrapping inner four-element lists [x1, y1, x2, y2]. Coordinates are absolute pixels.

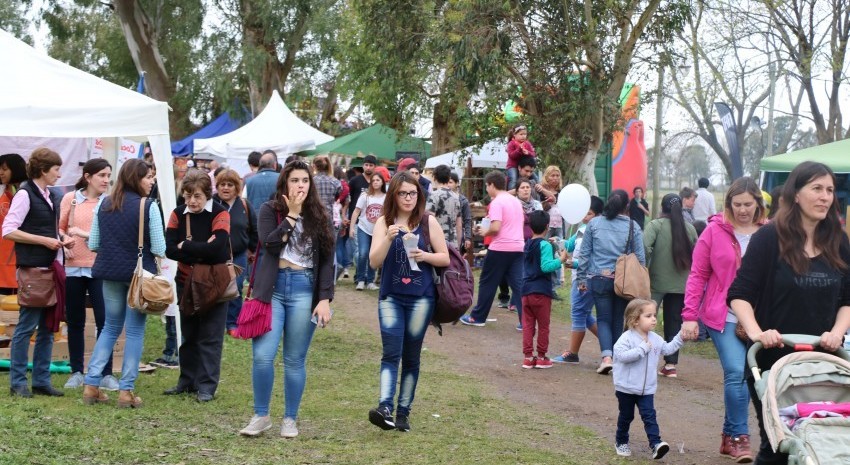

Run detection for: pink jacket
[[682, 214, 747, 331], [506, 140, 536, 168]]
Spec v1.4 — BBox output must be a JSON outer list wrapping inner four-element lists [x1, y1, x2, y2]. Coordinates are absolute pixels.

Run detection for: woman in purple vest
[[366, 171, 449, 432], [83, 159, 164, 408]]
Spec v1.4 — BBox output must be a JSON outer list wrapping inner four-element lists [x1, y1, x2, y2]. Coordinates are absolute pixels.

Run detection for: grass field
[[0, 296, 653, 465]]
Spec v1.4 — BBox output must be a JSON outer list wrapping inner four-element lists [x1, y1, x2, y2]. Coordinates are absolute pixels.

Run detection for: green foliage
[[0, 0, 32, 43], [41, 0, 210, 138]]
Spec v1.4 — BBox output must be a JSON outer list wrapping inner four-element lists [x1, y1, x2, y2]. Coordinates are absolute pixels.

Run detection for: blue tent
[[171, 112, 248, 156]]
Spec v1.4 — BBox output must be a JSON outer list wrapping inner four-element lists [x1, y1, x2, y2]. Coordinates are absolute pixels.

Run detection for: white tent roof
[[0, 28, 175, 233], [425, 139, 507, 172], [0, 28, 179, 319], [0, 30, 170, 140], [193, 90, 333, 159]]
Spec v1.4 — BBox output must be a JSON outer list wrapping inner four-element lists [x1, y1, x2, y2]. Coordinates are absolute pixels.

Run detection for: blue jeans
[[469, 250, 524, 322], [162, 315, 177, 360], [336, 232, 353, 269], [616, 391, 662, 448], [10, 306, 54, 388], [707, 321, 749, 436], [589, 276, 628, 358], [355, 228, 376, 284], [252, 269, 316, 418], [570, 280, 597, 331], [84, 280, 148, 391], [225, 252, 249, 330], [378, 294, 435, 416]]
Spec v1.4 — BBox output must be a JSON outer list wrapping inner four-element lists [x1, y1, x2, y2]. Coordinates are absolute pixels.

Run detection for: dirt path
[[335, 283, 761, 464]]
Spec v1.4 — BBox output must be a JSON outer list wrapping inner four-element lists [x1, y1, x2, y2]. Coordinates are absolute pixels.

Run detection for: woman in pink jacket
[[681, 177, 765, 464]]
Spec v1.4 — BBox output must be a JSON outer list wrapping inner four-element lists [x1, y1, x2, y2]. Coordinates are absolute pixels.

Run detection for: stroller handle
[[747, 334, 850, 382]]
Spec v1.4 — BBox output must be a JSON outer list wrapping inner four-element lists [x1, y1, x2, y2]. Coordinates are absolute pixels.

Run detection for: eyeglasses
[[397, 190, 418, 199], [182, 193, 207, 201]]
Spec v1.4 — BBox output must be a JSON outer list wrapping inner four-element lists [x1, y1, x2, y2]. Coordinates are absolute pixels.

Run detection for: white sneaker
[[615, 443, 632, 457], [100, 375, 120, 391], [64, 371, 84, 389], [281, 417, 298, 438], [342, 268, 350, 279], [356, 281, 365, 291], [239, 415, 272, 436], [366, 283, 379, 290]]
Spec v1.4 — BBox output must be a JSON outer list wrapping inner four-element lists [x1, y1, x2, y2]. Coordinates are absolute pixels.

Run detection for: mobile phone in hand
[[310, 309, 335, 327]]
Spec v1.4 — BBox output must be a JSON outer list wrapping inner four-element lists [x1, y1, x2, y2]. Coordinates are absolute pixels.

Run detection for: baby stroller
[[748, 334, 850, 465]]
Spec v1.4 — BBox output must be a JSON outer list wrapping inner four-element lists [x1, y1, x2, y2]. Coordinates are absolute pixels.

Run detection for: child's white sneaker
[[615, 443, 632, 457]]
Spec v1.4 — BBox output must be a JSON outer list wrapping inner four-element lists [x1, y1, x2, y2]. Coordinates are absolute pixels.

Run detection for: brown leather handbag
[[179, 215, 237, 316], [17, 267, 56, 307]]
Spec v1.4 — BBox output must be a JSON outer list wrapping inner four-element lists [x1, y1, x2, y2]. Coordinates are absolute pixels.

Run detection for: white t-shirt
[[356, 193, 386, 236], [693, 187, 717, 221]]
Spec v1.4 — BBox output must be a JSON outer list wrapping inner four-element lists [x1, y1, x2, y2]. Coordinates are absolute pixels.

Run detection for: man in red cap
[[396, 158, 430, 198]]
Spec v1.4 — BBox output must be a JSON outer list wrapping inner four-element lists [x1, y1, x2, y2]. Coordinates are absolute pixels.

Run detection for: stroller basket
[[748, 335, 850, 465]]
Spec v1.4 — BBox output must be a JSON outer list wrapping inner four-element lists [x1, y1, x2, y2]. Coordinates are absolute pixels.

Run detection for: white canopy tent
[[425, 139, 508, 177], [0, 29, 176, 216], [193, 90, 333, 175], [0, 29, 183, 326]]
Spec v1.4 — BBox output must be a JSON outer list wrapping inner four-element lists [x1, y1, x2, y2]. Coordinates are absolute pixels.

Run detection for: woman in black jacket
[[213, 168, 258, 335], [238, 160, 334, 438], [164, 170, 231, 403], [729, 161, 850, 465]]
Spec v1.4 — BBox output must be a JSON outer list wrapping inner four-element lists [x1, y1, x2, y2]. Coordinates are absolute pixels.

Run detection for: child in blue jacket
[[520, 210, 567, 369], [613, 298, 684, 460]]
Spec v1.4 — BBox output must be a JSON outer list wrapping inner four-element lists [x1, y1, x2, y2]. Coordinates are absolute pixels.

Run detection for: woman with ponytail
[[60, 158, 115, 390], [576, 189, 646, 375], [643, 194, 697, 378]]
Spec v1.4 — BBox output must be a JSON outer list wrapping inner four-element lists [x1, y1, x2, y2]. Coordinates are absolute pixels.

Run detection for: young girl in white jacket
[[613, 299, 685, 459]]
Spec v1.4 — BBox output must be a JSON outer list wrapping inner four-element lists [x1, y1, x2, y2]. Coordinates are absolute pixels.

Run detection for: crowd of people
[[3, 125, 850, 464]]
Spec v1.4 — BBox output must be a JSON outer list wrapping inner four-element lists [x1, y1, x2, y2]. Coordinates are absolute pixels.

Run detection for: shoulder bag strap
[[624, 217, 635, 255], [185, 210, 192, 240], [68, 196, 76, 230], [138, 198, 146, 252]]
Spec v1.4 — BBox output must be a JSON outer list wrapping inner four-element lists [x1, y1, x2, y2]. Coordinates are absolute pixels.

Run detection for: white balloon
[[557, 184, 591, 224]]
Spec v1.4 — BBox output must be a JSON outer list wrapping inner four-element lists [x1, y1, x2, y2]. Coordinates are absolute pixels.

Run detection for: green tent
[[760, 138, 850, 173], [302, 123, 430, 162]]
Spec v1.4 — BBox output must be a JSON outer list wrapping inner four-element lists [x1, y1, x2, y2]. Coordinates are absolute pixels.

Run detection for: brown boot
[[117, 390, 143, 408], [719, 433, 731, 455], [82, 385, 109, 405], [720, 433, 753, 463]]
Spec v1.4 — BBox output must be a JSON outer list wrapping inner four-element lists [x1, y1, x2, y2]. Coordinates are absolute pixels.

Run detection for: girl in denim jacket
[[576, 189, 645, 374]]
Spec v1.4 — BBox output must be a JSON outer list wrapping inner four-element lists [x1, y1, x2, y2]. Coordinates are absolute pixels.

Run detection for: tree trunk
[[112, 0, 173, 103], [240, 0, 283, 114], [578, 145, 599, 196], [432, 99, 460, 157]]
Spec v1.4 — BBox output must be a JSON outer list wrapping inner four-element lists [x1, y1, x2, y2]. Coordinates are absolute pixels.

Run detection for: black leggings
[[65, 276, 112, 375]]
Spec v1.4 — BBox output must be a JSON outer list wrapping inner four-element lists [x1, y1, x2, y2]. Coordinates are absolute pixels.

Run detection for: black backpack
[[420, 213, 475, 334]]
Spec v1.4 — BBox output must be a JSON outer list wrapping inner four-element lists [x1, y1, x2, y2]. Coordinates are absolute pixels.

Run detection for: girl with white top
[[350, 173, 386, 290]]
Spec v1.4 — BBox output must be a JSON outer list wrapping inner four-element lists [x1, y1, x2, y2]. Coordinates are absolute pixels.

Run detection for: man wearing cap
[[397, 157, 431, 198]]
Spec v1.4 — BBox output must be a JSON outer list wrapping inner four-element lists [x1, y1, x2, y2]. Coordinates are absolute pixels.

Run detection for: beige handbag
[[127, 199, 174, 314], [614, 219, 651, 300]]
